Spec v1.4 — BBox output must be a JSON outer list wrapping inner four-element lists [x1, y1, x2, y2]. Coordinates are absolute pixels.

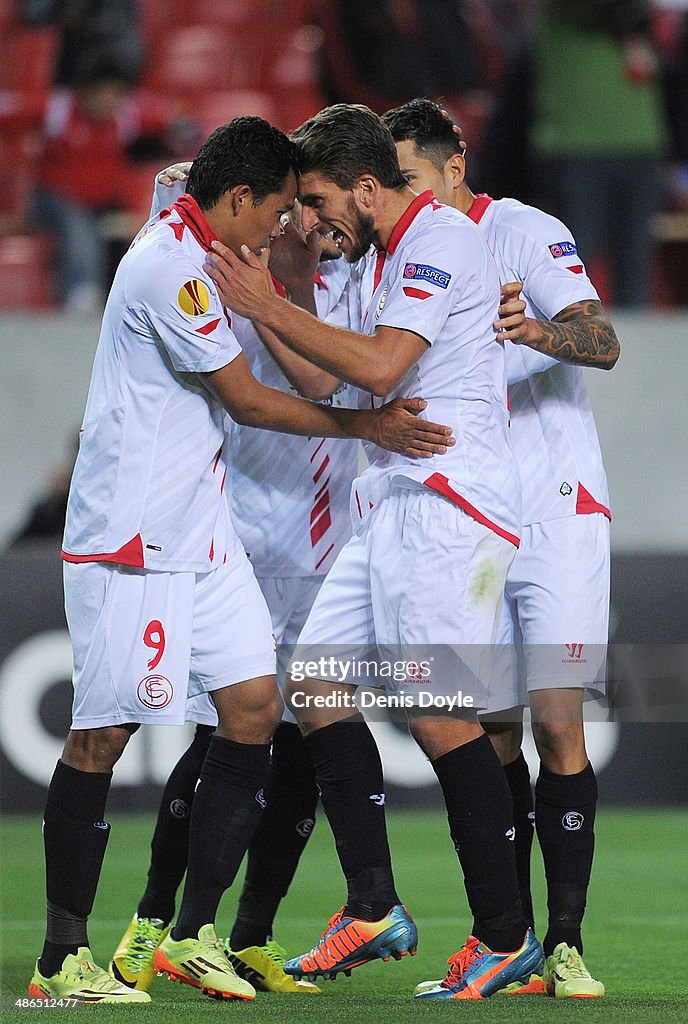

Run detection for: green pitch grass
[[1, 808, 685, 1022]]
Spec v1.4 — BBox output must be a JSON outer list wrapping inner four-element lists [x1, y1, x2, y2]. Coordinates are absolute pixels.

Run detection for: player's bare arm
[[253, 321, 342, 401], [206, 241, 429, 396], [205, 352, 454, 458], [496, 282, 620, 369]]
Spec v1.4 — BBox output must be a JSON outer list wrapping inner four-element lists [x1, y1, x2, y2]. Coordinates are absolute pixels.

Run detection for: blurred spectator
[[8, 435, 77, 547], [656, 5, 688, 211], [20, 0, 145, 86], [23, 53, 169, 312], [312, 0, 490, 112], [532, 0, 667, 307]]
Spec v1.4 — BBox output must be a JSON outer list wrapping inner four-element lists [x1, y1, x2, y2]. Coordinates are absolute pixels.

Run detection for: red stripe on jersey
[[386, 190, 436, 253], [61, 533, 145, 567], [567, 265, 584, 274], [423, 473, 520, 547], [313, 454, 330, 484], [355, 488, 363, 519], [172, 194, 219, 252], [314, 542, 335, 571], [315, 475, 331, 503], [575, 483, 611, 520], [197, 317, 221, 335], [209, 537, 215, 562], [223, 306, 232, 329], [169, 220, 185, 242], [310, 507, 332, 546], [373, 249, 386, 292], [310, 490, 330, 523], [466, 194, 494, 224], [271, 276, 287, 297], [403, 286, 432, 300], [313, 270, 327, 289], [212, 447, 222, 473], [310, 437, 326, 463]]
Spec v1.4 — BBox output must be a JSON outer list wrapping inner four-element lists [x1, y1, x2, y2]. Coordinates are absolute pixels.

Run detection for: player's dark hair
[[290, 104, 408, 191], [186, 116, 299, 211], [382, 99, 464, 172]]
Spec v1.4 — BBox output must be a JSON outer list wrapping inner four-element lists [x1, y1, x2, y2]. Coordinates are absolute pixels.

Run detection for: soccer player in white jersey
[[382, 98, 620, 999], [28, 116, 456, 1006], [109, 176, 359, 996], [205, 103, 544, 1001]]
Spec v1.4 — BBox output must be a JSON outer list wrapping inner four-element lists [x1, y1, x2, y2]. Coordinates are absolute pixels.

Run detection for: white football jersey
[[352, 190, 521, 547], [468, 195, 611, 525], [150, 177, 358, 577], [226, 310, 359, 577], [62, 195, 241, 571]]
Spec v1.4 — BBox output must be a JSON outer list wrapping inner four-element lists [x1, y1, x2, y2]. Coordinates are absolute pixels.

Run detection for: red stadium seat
[[0, 234, 55, 309], [174, 0, 270, 30], [146, 25, 264, 99], [193, 90, 277, 137], [5, 28, 58, 95]]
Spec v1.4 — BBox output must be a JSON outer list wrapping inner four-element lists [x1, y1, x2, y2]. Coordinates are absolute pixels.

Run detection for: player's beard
[[346, 198, 375, 263]]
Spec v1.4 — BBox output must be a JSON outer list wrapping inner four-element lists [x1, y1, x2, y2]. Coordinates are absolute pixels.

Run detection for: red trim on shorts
[[576, 483, 611, 521], [423, 472, 520, 547], [466, 194, 494, 224], [61, 533, 145, 567]]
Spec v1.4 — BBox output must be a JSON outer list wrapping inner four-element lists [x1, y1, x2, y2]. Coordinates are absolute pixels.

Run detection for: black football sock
[[535, 762, 598, 956], [304, 715, 399, 922], [503, 751, 535, 930], [432, 734, 527, 952], [230, 723, 318, 950], [137, 724, 214, 925], [39, 760, 112, 977], [173, 735, 270, 941]]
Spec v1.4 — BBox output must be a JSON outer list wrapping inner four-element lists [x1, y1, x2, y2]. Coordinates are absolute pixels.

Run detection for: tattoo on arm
[[529, 300, 620, 368]]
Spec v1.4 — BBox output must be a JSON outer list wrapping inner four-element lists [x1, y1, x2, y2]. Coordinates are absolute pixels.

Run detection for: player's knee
[[61, 725, 135, 772], [214, 676, 282, 743], [532, 719, 585, 762]]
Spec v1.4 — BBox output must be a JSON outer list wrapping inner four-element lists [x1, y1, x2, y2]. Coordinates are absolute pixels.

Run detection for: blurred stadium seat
[[193, 90, 277, 137], [0, 234, 54, 309], [145, 25, 265, 99]]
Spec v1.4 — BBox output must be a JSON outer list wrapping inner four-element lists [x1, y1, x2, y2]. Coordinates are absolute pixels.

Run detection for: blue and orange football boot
[[284, 905, 417, 981], [414, 928, 543, 1001]]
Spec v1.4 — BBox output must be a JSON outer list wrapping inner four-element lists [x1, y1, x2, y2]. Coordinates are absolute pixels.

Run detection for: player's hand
[[494, 281, 536, 345], [156, 162, 193, 187], [268, 219, 322, 297], [205, 240, 277, 317], [366, 397, 455, 458]]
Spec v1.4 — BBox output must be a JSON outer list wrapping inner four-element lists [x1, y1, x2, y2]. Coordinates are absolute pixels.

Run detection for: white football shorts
[[290, 487, 516, 707], [66, 537, 275, 729], [186, 574, 325, 726], [486, 513, 610, 712]]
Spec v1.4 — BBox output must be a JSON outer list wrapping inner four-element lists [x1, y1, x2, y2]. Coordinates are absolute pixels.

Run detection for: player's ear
[[444, 153, 466, 190], [230, 184, 253, 215], [354, 175, 376, 208]]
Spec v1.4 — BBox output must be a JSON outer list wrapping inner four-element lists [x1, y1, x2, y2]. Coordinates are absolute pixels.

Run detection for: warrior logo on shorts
[[562, 811, 584, 831], [177, 279, 210, 316], [137, 674, 174, 709], [296, 818, 315, 838], [563, 643, 586, 662]]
